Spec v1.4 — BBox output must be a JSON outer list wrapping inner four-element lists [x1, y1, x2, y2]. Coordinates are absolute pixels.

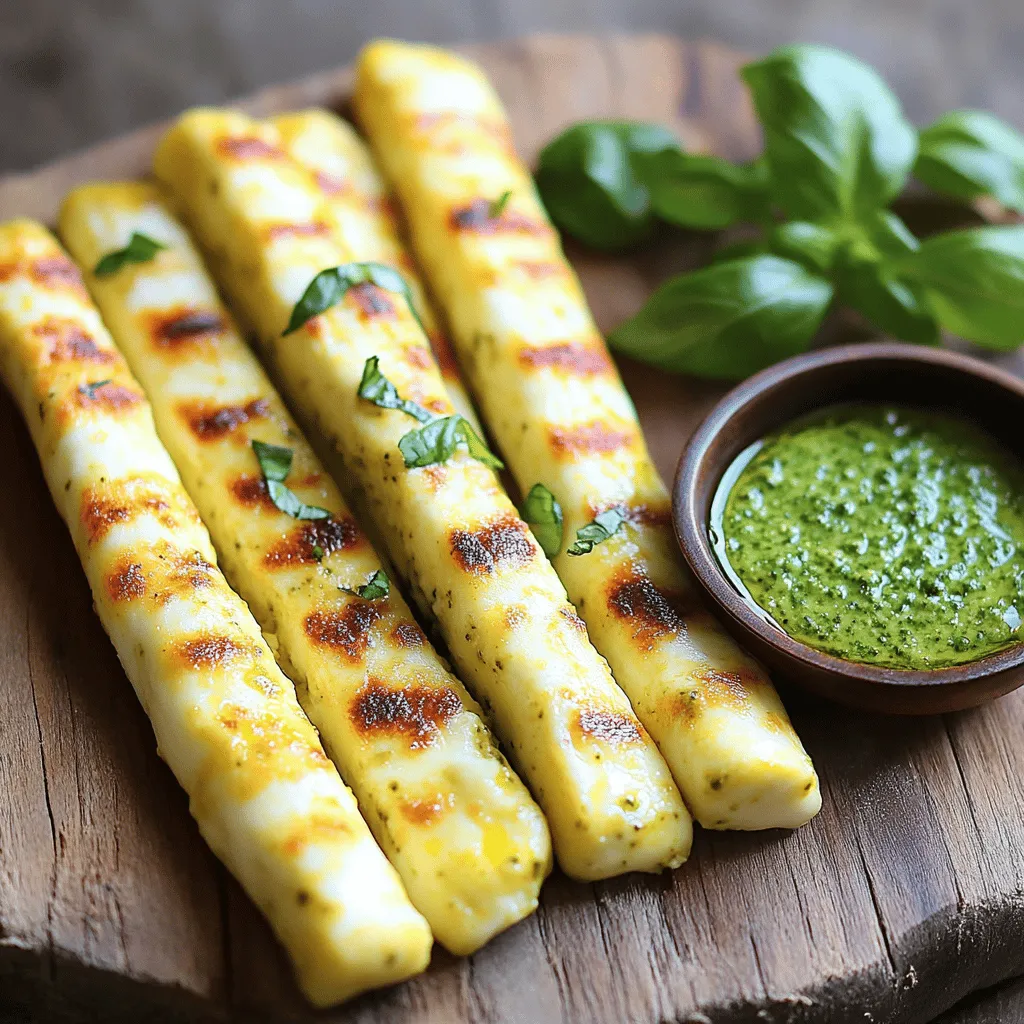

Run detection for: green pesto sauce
[[713, 404, 1024, 670]]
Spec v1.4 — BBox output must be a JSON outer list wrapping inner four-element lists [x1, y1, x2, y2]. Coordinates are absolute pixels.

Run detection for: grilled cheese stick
[[272, 109, 478, 427], [58, 181, 551, 955], [0, 219, 431, 1007], [354, 41, 821, 831], [154, 109, 693, 880]]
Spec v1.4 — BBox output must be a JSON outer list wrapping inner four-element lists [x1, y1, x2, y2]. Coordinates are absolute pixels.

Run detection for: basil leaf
[[567, 508, 626, 556], [535, 120, 680, 250], [398, 415, 503, 470], [358, 356, 432, 423], [78, 378, 112, 399], [285, 262, 426, 336], [741, 45, 917, 220], [916, 110, 1024, 213], [837, 258, 939, 344], [520, 483, 564, 557], [898, 226, 1024, 348], [489, 190, 513, 218], [252, 440, 330, 519], [94, 233, 166, 277], [312, 544, 325, 562], [638, 150, 770, 230], [769, 221, 840, 272], [343, 569, 390, 600], [608, 254, 834, 380]]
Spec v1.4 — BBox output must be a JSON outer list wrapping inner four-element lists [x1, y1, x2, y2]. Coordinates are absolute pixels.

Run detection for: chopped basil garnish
[[94, 233, 166, 277], [342, 569, 390, 600], [284, 262, 427, 336], [567, 508, 626, 555], [78, 378, 112, 399], [489, 189, 513, 218], [520, 483, 564, 557], [251, 439, 330, 520], [398, 415, 503, 470], [312, 544, 325, 562], [357, 356, 432, 423]]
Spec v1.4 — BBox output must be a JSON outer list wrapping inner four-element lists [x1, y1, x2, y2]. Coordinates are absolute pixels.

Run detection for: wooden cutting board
[[1, 32, 1023, 1024]]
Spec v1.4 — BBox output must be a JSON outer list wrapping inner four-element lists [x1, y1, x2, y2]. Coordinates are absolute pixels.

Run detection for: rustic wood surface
[[1, 33, 1023, 1024]]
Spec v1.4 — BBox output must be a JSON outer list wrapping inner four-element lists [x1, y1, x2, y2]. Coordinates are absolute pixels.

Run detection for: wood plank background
[[1, 30, 1024, 1024]]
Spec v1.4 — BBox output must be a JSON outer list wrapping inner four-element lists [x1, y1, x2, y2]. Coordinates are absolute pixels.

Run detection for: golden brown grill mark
[[548, 421, 634, 458], [164, 551, 216, 597], [518, 341, 614, 376], [106, 560, 147, 602], [263, 516, 361, 568], [32, 256, 87, 296], [149, 307, 226, 349], [349, 283, 396, 319], [392, 622, 426, 648], [305, 603, 384, 661], [35, 317, 114, 365], [69, 382, 143, 421], [400, 794, 454, 826], [81, 484, 171, 544], [449, 199, 544, 235], [178, 634, 258, 669], [574, 706, 645, 747], [414, 111, 513, 150], [265, 221, 332, 241], [181, 397, 269, 441], [515, 260, 565, 281], [217, 136, 285, 161], [402, 344, 434, 371], [230, 473, 276, 510], [608, 572, 692, 651], [314, 170, 347, 196], [450, 515, 534, 574], [350, 681, 461, 749], [672, 667, 758, 726]]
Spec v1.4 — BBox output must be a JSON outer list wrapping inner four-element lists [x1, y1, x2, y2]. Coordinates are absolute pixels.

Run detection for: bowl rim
[[673, 341, 1024, 691]]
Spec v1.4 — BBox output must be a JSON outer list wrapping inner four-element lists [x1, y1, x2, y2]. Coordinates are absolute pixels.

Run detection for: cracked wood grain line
[[1, 33, 1024, 1024]]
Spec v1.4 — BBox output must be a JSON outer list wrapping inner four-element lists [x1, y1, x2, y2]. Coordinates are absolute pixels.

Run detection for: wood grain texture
[[1, 33, 1023, 1024]]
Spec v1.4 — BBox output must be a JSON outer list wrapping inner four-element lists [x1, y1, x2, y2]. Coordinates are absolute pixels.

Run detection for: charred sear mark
[[106, 560, 146, 602], [263, 516, 361, 568], [182, 397, 269, 441], [518, 341, 614, 376], [230, 473, 276, 509], [314, 170, 347, 196], [575, 707, 644, 747], [80, 480, 192, 544], [32, 256, 87, 295], [350, 681, 461, 749], [35, 317, 114, 365], [178, 634, 257, 669], [626, 502, 672, 528], [392, 622, 425, 648], [548, 421, 634, 457], [266, 221, 332, 241], [608, 572, 692, 651], [217, 136, 285, 161], [348, 282, 396, 318], [449, 199, 543, 235], [150, 307, 225, 348], [305, 603, 384, 660], [450, 515, 534, 574], [75, 382, 142, 413]]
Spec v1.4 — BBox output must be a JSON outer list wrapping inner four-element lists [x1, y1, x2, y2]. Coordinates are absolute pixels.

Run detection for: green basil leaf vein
[[358, 356, 433, 423], [398, 415, 503, 470], [284, 262, 427, 336], [520, 483, 564, 557], [94, 233, 167, 277], [342, 569, 390, 600], [837, 258, 939, 345], [252, 439, 330, 520], [567, 508, 626, 556]]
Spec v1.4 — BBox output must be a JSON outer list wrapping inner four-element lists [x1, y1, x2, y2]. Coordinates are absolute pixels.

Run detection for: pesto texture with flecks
[[717, 404, 1024, 670]]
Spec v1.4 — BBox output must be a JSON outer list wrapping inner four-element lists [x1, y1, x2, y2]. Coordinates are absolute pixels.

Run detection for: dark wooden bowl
[[673, 342, 1024, 714]]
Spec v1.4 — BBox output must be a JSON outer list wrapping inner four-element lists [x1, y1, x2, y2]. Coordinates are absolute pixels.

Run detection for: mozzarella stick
[[354, 41, 821, 831], [272, 108, 478, 427], [59, 182, 552, 954], [154, 109, 692, 880], [0, 219, 431, 1007]]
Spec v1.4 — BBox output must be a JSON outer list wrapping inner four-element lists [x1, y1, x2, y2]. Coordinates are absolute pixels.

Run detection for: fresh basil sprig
[[567, 508, 626, 556], [285, 262, 426, 336], [358, 356, 432, 423], [252, 440, 330, 520], [342, 569, 390, 600], [520, 483, 564, 557], [915, 111, 1024, 214], [398, 415, 503, 470], [94, 233, 166, 277]]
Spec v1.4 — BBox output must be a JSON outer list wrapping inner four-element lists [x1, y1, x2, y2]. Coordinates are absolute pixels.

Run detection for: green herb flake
[[398, 415, 503, 470], [567, 508, 626, 556], [94, 233, 166, 277], [489, 189, 513, 218], [520, 483, 564, 557], [312, 544, 325, 563], [78, 378, 112, 399], [357, 356, 433, 423], [284, 262, 427, 336], [251, 439, 330, 520], [342, 569, 390, 600]]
